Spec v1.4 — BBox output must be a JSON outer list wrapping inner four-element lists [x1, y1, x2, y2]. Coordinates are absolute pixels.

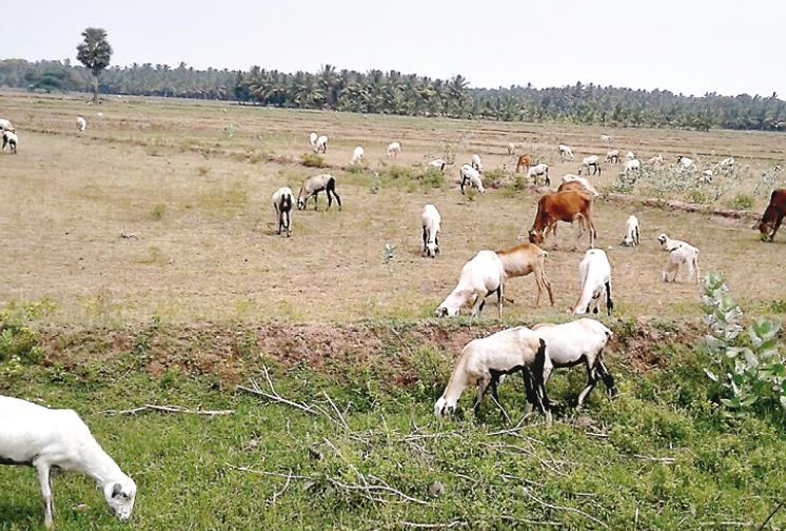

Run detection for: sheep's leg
[[313, 191, 319, 211], [473, 376, 491, 416], [693, 257, 700, 284], [460, 176, 467, 195], [496, 285, 503, 319], [605, 281, 614, 315], [577, 358, 599, 407], [471, 294, 485, 318], [332, 190, 342, 211], [36, 463, 54, 530], [488, 372, 512, 423], [422, 227, 428, 254], [521, 369, 536, 416], [596, 358, 618, 398], [286, 211, 292, 237]]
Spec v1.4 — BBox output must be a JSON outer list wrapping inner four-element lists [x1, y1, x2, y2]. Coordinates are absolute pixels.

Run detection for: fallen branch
[[101, 404, 233, 417], [522, 487, 609, 529]]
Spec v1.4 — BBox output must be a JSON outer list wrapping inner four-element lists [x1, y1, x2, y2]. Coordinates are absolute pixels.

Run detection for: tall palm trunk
[[92, 72, 99, 104]]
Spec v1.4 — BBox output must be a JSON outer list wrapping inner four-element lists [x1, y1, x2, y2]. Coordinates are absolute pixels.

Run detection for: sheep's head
[[434, 397, 455, 417], [296, 197, 307, 210], [425, 242, 439, 258], [528, 229, 543, 245], [657, 233, 668, 246], [435, 305, 457, 318], [103, 476, 137, 522]]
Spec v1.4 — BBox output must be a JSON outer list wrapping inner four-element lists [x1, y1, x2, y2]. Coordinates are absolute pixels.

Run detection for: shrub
[[729, 193, 753, 210], [151, 204, 166, 220], [300, 153, 327, 168], [482, 168, 507, 189]]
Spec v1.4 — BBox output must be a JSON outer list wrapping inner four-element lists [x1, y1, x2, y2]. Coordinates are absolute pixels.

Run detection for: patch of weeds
[[728, 193, 753, 210], [407, 345, 450, 399], [483, 168, 507, 189], [386, 166, 414, 181], [151, 204, 166, 221], [686, 189, 710, 204], [465, 188, 478, 202], [770, 300, 786, 314], [346, 165, 365, 175], [420, 168, 444, 189], [197, 166, 210, 177], [0, 300, 53, 364], [300, 153, 327, 168]]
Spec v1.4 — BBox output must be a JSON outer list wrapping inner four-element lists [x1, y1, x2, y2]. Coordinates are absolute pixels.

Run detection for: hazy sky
[[4, 1, 783, 97]]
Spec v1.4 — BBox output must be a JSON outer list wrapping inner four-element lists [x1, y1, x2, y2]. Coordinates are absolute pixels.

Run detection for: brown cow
[[496, 243, 555, 307], [756, 189, 786, 241], [516, 154, 532, 173], [526, 191, 596, 249]]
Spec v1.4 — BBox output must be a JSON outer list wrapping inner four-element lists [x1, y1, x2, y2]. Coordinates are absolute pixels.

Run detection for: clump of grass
[[728, 193, 753, 210], [151, 204, 166, 221], [197, 166, 210, 177], [346, 165, 365, 175], [300, 153, 327, 168], [419, 167, 444, 189], [465, 188, 478, 202], [482, 168, 507, 189]]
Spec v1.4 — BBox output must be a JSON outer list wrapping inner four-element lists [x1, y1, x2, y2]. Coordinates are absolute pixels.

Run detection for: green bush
[[300, 153, 327, 168]]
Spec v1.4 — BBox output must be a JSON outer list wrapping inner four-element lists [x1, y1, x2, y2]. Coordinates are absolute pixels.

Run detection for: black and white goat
[[272, 187, 294, 236], [297, 174, 342, 211]]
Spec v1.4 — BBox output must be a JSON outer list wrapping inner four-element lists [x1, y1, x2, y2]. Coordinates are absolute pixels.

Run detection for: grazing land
[[1, 91, 785, 530]]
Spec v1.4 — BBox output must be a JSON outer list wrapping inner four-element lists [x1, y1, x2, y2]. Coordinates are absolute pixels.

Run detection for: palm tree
[[76, 27, 113, 104]]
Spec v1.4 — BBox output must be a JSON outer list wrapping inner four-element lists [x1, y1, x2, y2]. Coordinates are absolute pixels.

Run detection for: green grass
[[2, 320, 786, 530]]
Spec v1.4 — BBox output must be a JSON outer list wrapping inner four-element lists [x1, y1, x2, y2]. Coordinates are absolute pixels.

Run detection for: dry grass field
[[0, 91, 783, 325]]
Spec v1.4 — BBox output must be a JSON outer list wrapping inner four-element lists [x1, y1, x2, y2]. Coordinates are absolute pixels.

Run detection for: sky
[[3, 0, 784, 98]]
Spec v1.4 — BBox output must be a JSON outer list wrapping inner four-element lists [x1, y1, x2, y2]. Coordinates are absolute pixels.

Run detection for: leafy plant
[[300, 153, 326, 168]]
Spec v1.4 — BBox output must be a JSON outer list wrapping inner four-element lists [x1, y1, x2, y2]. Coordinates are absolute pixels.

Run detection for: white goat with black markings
[[606, 150, 620, 165], [470, 153, 483, 172], [625, 158, 641, 174], [528, 163, 550, 186], [434, 327, 552, 425], [572, 249, 613, 315], [600, 134, 612, 145], [2, 130, 18, 154], [621, 215, 640, 247], [657, 233, 700, 283], [0, 118, 14, 132], [272, 186, 294, 236], [579, 155, 602, 176], [428, 158, 446, 172], [387, 141, 402, 158], [676, 155, 695, 169], [459, 164, 485, 194], [648, 154, 664, 165], [436, 251, 505, 318], [421, 204, 441, 257], [351, 146, 365, 165], [558, 144, 574, 160], [313, 135, 328, 154], [297, 174, 342, 211], [532, 319, 617, 407], [0, 395, 137, 529]]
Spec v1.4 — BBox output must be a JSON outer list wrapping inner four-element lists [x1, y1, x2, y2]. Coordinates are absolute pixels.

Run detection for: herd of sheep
[[1, 115, 784, 529]]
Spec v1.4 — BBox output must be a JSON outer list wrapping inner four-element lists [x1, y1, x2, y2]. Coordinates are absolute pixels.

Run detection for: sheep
[[496, 243, 554, 307], [272, 186, 294, 237], [421, 204, 441, 257], [0, 118, 14, 132], [605, 150, 620, 165], [625, 158, 641, 173], [507, 142, 516, 155], [428, 158, 446, 172], [626, 150, 635, 160], [2, 130, 18, 154], [558, 144, 574, 160], [313, 135, 328, 154], [702, 169, 714, 183], [657, 233, 700, 283], [77, 116, 87, 132], [387, 141, 402, 158], [572, 249, 613, 316], [621, 215, 640, 247], [676, 155, 695, 169], [309, 131, 318, 148], [433, 327, 552, 425], [351, 146, 365, 165], [527, 163, 550, 186], [717, 157, 735, 170], [459, 164, 485, 194], [559, 174, 599, 196], [647, 154, 664, 165], [470, 153, 483, 172], [297, 174, 342, 211], [0, 395, 137, 529], [579, 155, 602, 176], [600, 134, 612, 145], [532, 319, 617, 407], [436, 250, 505, 318]]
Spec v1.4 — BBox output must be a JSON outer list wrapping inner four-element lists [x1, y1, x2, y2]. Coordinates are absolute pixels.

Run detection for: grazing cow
[[526, 191, 596, 250], [516, 154, 532, 173], [756, 189, 786, 241]]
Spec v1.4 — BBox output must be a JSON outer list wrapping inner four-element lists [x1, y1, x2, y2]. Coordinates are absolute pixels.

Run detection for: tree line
[[2, 58, 784, 132]]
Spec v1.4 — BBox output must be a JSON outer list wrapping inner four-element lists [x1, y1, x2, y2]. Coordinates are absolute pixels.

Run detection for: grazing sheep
[[573, 249, 613, 315], [558, 175, 599, 196], [532, 319, 617, 406], [470, 154, 483, 172], [527, 163, 550, 186], [558, 144, 574, 160], [657, 234, 700, 283], [621, 215, 640, 247], [0, 118, 14, 132], [297, 174, 342, 211], [272, 187, 294, 237], [351, 146, 365, 165], [459, 164, 485, 194], [428, 158, 446, 172], [309, 132, 318, 148], [625, 158, 641, 173], [516, 154, 532, 174], [702, 169, 714, 183], [77, 116, 87, 132], [507, 142, 516, 155], [2, 130, 18, 154], [605, 150, 620, 165], [626, 150, 635, 160], [600, 134, 612, 145], [579, 155, 602, 176], [436, 251, 505, 318], [496, 243, 554, 307], [433, 328, 552, 425], [387, 141, 402, 158], [648, 154, 664, 165], [717, 157, 735, 170], [676, 155, 695, 169], [421, 204, 441, 257], [527, 190, 597, 250], [313, 135, 328, 154], [756, 189, 786, 241], [0, 395, 137, 529]]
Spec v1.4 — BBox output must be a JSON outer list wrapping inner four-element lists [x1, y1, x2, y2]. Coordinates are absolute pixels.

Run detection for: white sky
[[3, 0, 783, 97]]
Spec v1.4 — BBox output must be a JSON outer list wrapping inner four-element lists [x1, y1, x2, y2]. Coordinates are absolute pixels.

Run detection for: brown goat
[[496, 243, 555, 307], [527, 191, 596, 249], [516, 154, 532, 173], [756, 189, 786, 241]]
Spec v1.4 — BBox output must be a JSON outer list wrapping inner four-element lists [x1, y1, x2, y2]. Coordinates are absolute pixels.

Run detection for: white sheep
[[560, 174, 599, 196], [436, 250, 505, 318], [0, 118, 14, 132], [387, 141, 402, 158], [676, 155, 695, 169], [717, 157, 735, 170], [625, 158, 641, 173], [77, 116, 87, 132], [2, 130, 18, 154], [433, 327, 552, 424], [605, 150, 620, 165], [421, 204, 441, 257], [532, 318, 617, 406], [626, 150, 636, 160], [600, 134, 612, 145], [507, 142, 516, 155], [528, 163, 550, 186], [428, 158, 446, 172], [621, 215, 640, 247], [470, 154, 483, 172], [309, 131, 318, 148], [558, 144, 574, 160], [0, 395, 137, 529], [657, 233, 700, 283], [272, 186, 294, 237], [313, 135, 328, 154], [647, 154, 664, 165], [459, 164, 485, 194], [297, 174, 342, 211], [572, 249, 613, 315], [351, 146, 365, 165], [579, 155, 602, 176], [702, 169, 714, 183]]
